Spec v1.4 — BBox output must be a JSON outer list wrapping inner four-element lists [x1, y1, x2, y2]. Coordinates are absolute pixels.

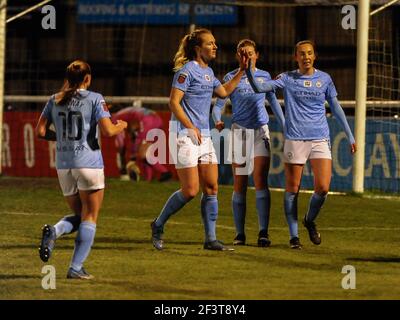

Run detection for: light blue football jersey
[[171, 60, 222, 136], [271, 69, 337, 140], [214, 68, 277, 129], [41, 89, 111, 169]]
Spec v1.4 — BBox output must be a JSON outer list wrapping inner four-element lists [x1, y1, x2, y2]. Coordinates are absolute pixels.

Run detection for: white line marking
[[1, 211, 400, 231], [0, 211, 49, 216]]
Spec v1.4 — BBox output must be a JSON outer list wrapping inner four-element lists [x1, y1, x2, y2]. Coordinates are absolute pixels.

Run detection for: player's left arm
[[212, 98, 226, 131], [36, 97, 57, 141], [265, 92, 285, 131], [326, 96, 356, 154], [245, 60, 275, 93], [35, 114, 56, 141], [213, 74, 231, 131]]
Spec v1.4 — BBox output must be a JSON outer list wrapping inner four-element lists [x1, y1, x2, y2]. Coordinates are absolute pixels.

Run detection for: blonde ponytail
[[172, 28, 212, 72], [173, 34, 190, 72]]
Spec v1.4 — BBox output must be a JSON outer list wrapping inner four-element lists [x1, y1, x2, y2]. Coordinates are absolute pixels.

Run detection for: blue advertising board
[[77, 0, 237, 25], [216, 116, 400, 193]]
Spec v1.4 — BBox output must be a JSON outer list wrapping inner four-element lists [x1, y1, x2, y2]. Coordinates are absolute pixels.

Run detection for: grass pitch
[[0, 177, 399, 300]]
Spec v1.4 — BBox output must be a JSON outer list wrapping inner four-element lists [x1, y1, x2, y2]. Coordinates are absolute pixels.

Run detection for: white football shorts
[[173, 135, 218, 169], [57, 168, 105, 196], [283, 139, 332, 164], [229, 123, 270, 164]]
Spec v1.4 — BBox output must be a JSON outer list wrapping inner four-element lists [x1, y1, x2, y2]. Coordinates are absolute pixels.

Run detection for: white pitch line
[[241, 185, 400, 199], [1, 211, 400, 231], [0, 211, 50, 216], [362, 195, 400, 201]]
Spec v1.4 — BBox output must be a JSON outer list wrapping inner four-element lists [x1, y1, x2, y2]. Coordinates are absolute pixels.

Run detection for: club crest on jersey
[[177, 73, 187, 84], [257, 78, 264, 84], [303, 80, 312, 87], [316, 81, 322, 88], [101, 101, 108, 112], [204, 74, 211, 81]]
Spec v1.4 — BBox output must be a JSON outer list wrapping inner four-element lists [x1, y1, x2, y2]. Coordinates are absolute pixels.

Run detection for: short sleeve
[[41, 96, 55, 122], [213, 75, 222, 90], [172, 66, 191, 92], [93, 94, 111, 122]]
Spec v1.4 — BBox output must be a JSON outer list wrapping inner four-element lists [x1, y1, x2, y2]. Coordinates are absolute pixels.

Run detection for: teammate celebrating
[[35, 60, 127, 279], [245, 40, 356, 249], [213, 39, 285, 247], [150, 28, 248, 251]]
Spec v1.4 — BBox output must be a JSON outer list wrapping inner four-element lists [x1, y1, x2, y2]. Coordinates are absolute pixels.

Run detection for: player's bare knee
[[203, 184, 218, 195], [183, 187, 199, 199]]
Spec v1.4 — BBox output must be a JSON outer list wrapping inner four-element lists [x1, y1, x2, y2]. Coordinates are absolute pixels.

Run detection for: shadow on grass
[[0, 243, 151, 252], [0, 236, 201, 252], [95, 237, 200, 246], [347, 257, 400, 263], [244, 243, 290, 249], [0, 244, 76, 250], [95, 278, 214, 297], [0, 274, 41, 280]]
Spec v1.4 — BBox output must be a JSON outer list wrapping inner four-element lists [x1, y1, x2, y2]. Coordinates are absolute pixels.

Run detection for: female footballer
[[36, 60, 127, 278], [245, 40, 356, 249], [213, 39, 285, 247], [151, 29, 248, 251]]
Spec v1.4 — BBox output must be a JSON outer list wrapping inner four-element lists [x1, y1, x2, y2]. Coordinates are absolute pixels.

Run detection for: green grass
[[0, 177, 399, 300]]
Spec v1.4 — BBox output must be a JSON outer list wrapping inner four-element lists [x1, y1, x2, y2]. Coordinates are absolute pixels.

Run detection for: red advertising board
[[1, 111, 174, 178]]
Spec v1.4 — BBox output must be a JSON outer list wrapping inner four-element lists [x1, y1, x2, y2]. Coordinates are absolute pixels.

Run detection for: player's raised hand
[[238, 47, 249, 70]]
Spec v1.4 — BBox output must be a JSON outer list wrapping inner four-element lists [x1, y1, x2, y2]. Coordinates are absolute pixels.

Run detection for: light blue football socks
[[256, 189, 271, 232], [155, 190, 190, 227], [284, 191, 299, 239], [54, 220, 73, 238], [201, 194, 218, 242], [54, 214, 81, 238], [305, 192, 327, 223], [70, 221, 96, 271], [232, 192, 246, 235]]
